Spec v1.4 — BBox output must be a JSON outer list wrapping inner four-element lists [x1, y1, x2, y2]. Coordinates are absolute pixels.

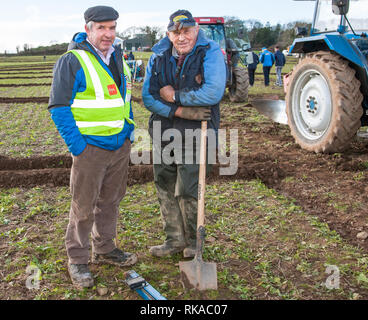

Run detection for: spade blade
[[179, 258, 217, 291]]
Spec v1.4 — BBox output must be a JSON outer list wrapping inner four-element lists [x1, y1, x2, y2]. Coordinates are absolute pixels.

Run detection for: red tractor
[[194, 17, 252, 102]]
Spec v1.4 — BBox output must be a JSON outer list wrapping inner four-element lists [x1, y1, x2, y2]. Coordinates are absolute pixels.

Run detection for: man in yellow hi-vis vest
[[48, 6, 137, 289]]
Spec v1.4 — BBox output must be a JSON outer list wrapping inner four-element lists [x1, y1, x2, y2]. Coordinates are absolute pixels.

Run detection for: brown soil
[[0, 166, 154, 189], [221, 103, 368, 253], [0, 153, 283, 189], [0, 155, 71, 170]]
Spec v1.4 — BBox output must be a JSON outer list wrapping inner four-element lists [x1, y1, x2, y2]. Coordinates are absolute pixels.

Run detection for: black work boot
[[149, 242, 186, 257], [68, 264, 94, 289], [92, 248, 137, 267]]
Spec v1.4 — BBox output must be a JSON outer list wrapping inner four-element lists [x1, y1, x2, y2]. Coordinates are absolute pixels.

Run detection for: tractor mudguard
[[290, 33, 367, 68], [290, 33, 368, 93]]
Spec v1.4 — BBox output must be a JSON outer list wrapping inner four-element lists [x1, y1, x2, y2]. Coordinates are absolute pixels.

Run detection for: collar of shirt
[[87, 39, 115, 65], [171, 46, 179, 59], [171, 46, 187, 63]]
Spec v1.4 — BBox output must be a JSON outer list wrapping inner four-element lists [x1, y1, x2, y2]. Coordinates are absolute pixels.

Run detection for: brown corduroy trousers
[[65, 139, 131, 265]]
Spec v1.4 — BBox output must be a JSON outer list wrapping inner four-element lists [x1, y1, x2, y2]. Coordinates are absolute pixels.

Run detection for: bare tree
[[139, 26, 164, 47]]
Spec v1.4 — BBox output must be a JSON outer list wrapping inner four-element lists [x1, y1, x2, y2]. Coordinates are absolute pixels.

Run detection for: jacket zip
[[83, 42, 127, 148]]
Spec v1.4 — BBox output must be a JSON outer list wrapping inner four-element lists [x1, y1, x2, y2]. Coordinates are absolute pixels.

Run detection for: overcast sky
[[0, 0, 316, 53]]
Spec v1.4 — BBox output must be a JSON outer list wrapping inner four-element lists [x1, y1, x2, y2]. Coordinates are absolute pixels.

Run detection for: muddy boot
[[178, 196, 198, 259], [68, 263, 94, 289], [92, 248, 137, 267], [149, 242, 186, 257]]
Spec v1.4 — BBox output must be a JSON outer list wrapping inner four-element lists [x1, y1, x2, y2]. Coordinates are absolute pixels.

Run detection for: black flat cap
[[84, 6, 119, 23], [167, 9, 196, 31]]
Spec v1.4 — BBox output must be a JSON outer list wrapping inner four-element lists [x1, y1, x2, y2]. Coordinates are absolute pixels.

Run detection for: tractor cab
[[194, 17, 252, 65], [292, 0, 368, 64], [194, 17, 252, 102], [312, 0, 368, 58], [313, 0, 368, 34], [194, 17, 227, 52]]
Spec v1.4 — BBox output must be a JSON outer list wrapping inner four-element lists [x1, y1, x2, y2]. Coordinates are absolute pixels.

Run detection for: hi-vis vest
[[69, 49, 135, 136]]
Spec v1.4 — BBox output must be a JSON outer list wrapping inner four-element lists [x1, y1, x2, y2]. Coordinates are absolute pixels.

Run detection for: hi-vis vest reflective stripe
[[69, 49, 135, 136]]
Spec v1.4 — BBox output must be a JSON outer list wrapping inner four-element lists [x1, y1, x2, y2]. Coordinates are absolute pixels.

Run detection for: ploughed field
[[1, 54, 368, 300]]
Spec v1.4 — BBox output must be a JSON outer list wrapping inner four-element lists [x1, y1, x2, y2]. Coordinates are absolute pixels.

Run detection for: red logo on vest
[[107, 84, 118, 96]]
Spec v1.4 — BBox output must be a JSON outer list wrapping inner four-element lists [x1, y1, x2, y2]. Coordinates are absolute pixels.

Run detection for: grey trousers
[[65, 140, 131, 264], [276, 66, 283, 85]]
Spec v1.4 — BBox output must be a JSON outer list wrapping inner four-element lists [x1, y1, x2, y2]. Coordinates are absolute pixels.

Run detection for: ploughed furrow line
[[0, 97, 49, 103], [0, 83, 51, 87], [0, 166, 154, 189], [0, 71, 52, 75], [0, 155, 72, 170], [0, 65, 54, 71], [0, 76, 52, 79], [0, 154, 285, 188]]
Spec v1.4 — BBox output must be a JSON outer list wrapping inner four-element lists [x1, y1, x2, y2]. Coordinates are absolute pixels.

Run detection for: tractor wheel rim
[[292, 69, 332, 141]]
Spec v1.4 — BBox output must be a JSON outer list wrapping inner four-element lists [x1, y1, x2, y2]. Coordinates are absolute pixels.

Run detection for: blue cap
[[167, 9, 196, 31]]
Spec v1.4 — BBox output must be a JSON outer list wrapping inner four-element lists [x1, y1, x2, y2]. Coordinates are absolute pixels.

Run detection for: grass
[[2, 53, 368, 300], [0, 51, 293, 157], [1, 180, 368, 300], [0, 77, 151, 158], [0, 102, 68, 157], [0, 55, 59, 66], [0, 78, 52, 85], [0, 86, 51, 98], [0, 54, 152, 157]]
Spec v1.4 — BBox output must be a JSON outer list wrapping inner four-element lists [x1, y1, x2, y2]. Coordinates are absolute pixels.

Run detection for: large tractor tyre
[[286, 51, 363, 153], [228, 66, 249, 102]]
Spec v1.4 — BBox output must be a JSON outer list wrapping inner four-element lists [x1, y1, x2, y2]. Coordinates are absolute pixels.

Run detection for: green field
[[1, 54, 368, 301]]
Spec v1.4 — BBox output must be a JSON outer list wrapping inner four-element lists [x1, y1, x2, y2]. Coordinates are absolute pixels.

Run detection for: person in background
[[128, 51, 135, 61], [274, 46, 286, 87], [259, 47, 275, 86], [247, 51, 259, 87]]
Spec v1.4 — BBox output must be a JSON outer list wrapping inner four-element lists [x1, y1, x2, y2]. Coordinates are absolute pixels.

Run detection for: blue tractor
[[285, 0, 368, 153]]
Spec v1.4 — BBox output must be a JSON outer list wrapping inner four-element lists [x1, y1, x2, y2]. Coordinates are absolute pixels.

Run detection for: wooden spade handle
[[197, 121, 207, 228]]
